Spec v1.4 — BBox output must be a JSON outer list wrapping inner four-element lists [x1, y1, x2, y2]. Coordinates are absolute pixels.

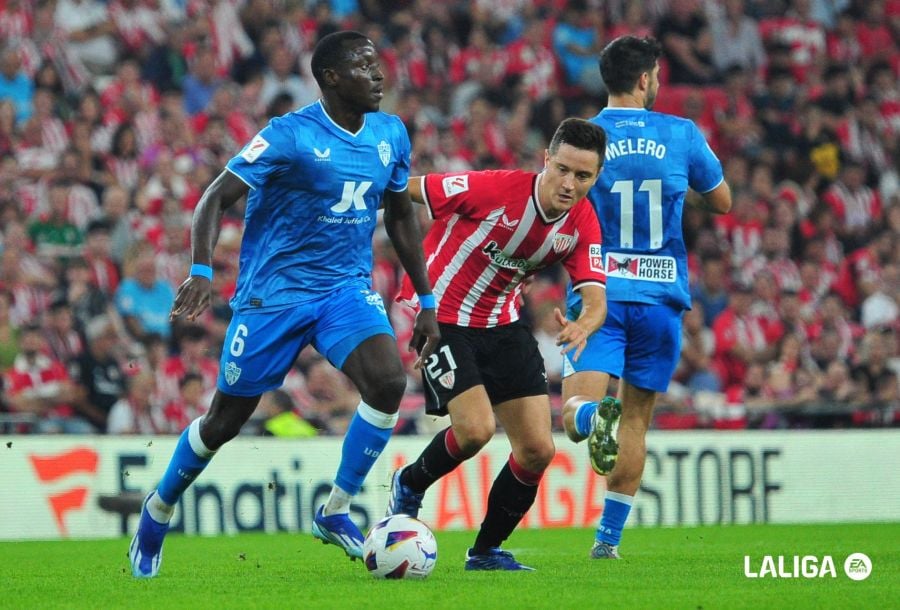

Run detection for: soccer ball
[[363, 514, 437, 579]]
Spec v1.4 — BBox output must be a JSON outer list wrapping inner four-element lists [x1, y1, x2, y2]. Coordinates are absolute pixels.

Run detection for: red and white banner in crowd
[[1, 431, 898, 540]]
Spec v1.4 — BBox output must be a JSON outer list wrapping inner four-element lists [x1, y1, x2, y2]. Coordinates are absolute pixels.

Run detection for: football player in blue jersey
[[129, 31, 440, 577], [560, 36, 732, 559]]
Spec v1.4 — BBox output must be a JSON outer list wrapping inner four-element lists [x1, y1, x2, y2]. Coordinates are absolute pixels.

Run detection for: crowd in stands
[[0, 0, 898, 436]]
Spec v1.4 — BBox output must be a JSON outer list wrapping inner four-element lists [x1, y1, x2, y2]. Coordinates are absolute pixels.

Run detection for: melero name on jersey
[[605, 138, 666, 160]]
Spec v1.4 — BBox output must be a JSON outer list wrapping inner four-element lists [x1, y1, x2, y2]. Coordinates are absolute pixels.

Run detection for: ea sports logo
[[843, 553, 872, 581]]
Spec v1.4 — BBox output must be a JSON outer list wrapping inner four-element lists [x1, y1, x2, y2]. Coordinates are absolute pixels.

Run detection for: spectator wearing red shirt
[[855, 2, 895, 65], [156, 323, 217, 407], [381, 25, 428, 93], [712, 282, 776, 393], [822, 160, 882, 249], [833, 230, 896, 312], [758, 0, 826, 84], [161, 371, 207, 434], [83, 219, 121, 296], [4, 323, 88, 433], [504, 18, 557, 102]]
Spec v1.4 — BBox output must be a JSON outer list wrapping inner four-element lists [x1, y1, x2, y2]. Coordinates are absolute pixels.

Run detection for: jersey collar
[[316, 100, 367, 138], [533, 171, 568, 224]]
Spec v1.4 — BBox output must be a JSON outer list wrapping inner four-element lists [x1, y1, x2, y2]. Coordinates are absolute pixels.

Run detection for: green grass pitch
[[1, 523, 895, 609]]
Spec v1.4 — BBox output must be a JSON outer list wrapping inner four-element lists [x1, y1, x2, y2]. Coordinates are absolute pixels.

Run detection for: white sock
[[147, 491, 175, 524], [322, 485, 352, 516]]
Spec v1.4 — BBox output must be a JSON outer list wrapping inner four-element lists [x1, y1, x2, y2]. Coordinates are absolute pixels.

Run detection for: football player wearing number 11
[[128, 31, 440, 577], [389, 118, 609, 571], [561, 36, 732, 559]]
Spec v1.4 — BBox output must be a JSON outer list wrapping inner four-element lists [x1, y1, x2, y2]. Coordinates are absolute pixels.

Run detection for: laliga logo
[[743, 552, 872, 580], [28, 447, 99, 536]]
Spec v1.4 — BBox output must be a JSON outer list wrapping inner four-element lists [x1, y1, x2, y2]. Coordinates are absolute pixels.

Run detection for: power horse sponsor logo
[[605, 253, 676, 283]]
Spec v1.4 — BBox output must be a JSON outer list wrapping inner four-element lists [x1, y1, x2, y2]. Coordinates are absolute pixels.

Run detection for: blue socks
[[597, 491, 633, 546], [574, 400, 598, 437], [333, 401, 398, 497], [156, 418, 216, 506]]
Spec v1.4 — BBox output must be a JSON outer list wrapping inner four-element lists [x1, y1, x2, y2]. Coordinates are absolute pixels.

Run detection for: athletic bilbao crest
[[438, 371, 455, 390], [224, 361, 242, 386], [378, 140, 391, 167], [553, 233, 575, 253]]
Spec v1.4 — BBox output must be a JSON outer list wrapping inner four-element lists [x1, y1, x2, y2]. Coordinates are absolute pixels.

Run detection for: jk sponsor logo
[[743, 552, 872, 580]]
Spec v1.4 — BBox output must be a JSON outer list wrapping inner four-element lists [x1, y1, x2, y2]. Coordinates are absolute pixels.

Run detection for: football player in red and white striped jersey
[[391, 118, 608, 571]]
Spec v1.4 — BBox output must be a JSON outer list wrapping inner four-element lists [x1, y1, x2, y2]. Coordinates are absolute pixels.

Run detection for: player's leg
[[464, 394, 553, 572], [389, 325, 491, 517], [131, 308, 306, 577], [311, 287, 404, 558], [593, 303, 682, 559], [561, 303, 625, 475], [464, 322, 549, 571], [561, 371, 612, 443]]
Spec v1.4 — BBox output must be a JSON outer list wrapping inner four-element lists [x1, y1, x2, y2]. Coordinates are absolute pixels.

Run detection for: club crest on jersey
[[589, 244, 603, 272], [224, 361, 242, 386], [438, 371, 455, 390], [442, 175, 469, 197], [378, 140, 391, 167], [553, 233, 575, 253], [605, 253, 677, 283], [240, 134, 270, 163]]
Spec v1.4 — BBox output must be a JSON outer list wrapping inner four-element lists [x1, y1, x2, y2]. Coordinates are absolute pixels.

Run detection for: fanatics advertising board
[[1, 431, 898, 540]]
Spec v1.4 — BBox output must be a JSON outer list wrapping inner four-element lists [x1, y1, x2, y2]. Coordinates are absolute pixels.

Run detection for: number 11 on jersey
[[610, 179, 663, 250]]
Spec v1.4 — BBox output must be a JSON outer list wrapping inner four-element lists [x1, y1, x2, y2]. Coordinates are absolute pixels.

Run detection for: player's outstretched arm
[[556, 284, 607, 363], [170, 170, 249, 322], [382, 188, 440, 368]]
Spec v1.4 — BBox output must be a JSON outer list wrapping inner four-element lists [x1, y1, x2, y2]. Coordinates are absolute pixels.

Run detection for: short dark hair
[[599, 36, 662, 95], [310, 30, 370, 87], [548, 118, 607, 168]]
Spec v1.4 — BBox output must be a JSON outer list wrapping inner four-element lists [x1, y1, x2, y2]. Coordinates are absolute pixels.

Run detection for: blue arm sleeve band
[[189, 264, 213, 281], [418, 294, 436, 309]]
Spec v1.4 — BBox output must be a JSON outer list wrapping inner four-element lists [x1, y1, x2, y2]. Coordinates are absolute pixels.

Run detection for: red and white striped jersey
[[399, 169, 605, 328]]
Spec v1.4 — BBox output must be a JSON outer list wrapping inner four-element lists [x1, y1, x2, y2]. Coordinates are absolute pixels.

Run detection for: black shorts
[[422, 321, 549, 416]]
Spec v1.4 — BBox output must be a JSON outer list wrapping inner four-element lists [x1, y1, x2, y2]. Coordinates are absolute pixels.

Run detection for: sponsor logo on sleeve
[[589, 244, 603, 272], [441, 175, 469, 197], [240, 134, 270, 163]]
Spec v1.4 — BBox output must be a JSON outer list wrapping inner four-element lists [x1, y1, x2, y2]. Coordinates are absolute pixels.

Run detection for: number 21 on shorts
[[426, 345, 457, 390]]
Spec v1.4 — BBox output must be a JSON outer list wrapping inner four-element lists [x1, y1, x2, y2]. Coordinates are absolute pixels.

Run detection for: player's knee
[[199, 412, 242, 449], [453, 420, 495, 457], [516, 441, 555, 473], [361, 372, 407, 412]]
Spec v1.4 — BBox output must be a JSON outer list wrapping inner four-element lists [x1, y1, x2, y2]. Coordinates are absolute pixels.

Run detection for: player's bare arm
[[170, 170, 249, 321], [688, 181, 732, 215], [382, 188, 440, 368], [556, 284, 606, 362], [406, 176, 426, 204]]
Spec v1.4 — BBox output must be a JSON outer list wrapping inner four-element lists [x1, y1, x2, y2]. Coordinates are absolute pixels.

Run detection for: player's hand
[[554, 307, 589, 362], [410, 307, 440, 370], [170, 276, 212, 322]]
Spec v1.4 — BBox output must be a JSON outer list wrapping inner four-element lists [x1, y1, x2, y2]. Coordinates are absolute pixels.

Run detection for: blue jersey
[[225, 101, 411, 312], [567, 107, 723, 313]]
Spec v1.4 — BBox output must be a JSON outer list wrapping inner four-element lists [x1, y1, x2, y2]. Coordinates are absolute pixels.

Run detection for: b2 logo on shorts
[[426, 345, 458, 390]]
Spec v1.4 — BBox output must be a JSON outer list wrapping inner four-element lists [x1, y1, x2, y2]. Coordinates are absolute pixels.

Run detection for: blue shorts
[[563, 301, 683, 393], [217, 285, 395, 396]]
